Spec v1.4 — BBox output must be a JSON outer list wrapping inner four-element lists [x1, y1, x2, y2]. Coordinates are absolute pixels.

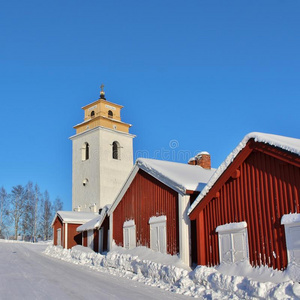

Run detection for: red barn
[[188, 132, 300, 271], [76, 206, 110, 253], [108, 157, 215, 266], [52, 211, 96, 249]]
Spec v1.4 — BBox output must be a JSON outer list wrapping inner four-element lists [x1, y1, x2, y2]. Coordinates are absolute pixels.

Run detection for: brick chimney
[[188, 151, 211, 169]]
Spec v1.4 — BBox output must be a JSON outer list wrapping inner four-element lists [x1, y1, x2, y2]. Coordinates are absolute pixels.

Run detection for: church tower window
[[91, 111, 95, 118], [112, 141, 120, 160], [82, 142, 90, 161], [108, 110, 113, 118]]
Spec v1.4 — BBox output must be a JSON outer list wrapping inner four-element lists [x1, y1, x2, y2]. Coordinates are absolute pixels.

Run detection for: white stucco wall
[[71, 126, 134, 212]]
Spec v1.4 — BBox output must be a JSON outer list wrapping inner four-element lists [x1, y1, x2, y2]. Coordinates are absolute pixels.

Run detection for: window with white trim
[[87, 229, 94, 250], [123, 220, 136, 250], [216, 222, 249, 264], [149, 215, 167, 254], [281, 213, 300, 266]]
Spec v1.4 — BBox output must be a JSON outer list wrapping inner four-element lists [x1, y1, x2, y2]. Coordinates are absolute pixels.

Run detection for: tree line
[[0, 182, 63, 241]]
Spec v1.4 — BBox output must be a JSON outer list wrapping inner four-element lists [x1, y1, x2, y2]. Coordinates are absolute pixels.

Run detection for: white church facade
[[70, 87, 135, 213]]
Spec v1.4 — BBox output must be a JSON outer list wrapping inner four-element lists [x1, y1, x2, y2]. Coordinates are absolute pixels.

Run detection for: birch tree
[[10, 185, 26, 240], [40, 190, 52, 240], [0, 187, 8, 239], [53, 196, 63, 214], [33, 184, 40, 242]]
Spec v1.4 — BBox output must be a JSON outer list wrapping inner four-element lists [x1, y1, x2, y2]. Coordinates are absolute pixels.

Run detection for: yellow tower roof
[[73, 85, 132, 134]]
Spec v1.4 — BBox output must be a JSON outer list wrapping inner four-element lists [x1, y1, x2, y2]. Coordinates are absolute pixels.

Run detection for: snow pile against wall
[[44, 245, 300, 299]]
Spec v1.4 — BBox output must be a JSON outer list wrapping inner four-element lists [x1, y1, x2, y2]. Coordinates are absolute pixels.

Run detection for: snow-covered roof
[[137, 158, 215, 194], [188, 132, 300, 215], [76, 206, 110, 232], [52, 211, 97, 226], [109, 158, 216, 215]]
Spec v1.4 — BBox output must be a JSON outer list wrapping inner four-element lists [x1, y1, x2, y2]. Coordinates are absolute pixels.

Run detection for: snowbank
[[44, 245, 300, 299]]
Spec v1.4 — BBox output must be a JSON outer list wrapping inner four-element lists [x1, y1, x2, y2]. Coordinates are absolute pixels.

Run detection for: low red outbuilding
[[52, 211, 96, 249], [108, 157, 215, 266], [76, 206, 110, 253], [188, 132, 300, 271]]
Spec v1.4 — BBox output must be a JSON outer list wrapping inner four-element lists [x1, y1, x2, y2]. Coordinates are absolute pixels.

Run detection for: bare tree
[[10, 185, 26, 240], [21, 182, 34, 240], [33, 184, 40, 242], [40, 190, 53, 240], [0, 187, 8, 239], [53, 196, 63, 214]]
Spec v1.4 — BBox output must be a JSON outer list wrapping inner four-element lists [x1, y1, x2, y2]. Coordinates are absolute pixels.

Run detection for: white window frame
[[87, 229, 94, 250], [281, 213, 300, 266], [216, 221, 249, 264], [123, 220, 136, 250], [149, 215, 167, 254]]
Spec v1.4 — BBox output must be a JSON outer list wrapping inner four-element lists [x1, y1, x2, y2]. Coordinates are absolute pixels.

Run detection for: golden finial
[[100, 84, 106, 100]]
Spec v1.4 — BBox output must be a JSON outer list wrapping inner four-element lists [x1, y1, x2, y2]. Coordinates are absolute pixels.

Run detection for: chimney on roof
[[188, 152, 211, 169]]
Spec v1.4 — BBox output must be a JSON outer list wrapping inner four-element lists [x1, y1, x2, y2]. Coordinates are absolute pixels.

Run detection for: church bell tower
[[70, 85, 135, 212]]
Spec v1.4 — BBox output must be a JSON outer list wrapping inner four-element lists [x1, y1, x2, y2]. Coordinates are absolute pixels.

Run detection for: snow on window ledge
[[123, 220, 135, 228], [149, 215, 167, 224], [216, 221, 247, 233], [281, 213, 300, 225]]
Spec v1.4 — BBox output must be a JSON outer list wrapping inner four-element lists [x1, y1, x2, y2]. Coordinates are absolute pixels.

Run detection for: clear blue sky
[[1, 1, 299, 211]]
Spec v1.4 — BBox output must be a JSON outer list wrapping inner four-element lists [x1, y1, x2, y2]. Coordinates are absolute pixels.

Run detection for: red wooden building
[[76, 206, 110, 253], [52, 211, 96, 249], [108, 156, 215, 266], [188, 132, 300, 270]]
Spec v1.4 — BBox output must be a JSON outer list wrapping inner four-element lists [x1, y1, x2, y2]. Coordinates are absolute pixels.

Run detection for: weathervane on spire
[[100, 84, 106, 100]]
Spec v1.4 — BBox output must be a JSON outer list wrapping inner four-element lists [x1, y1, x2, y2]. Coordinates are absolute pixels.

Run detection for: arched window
[[112, 141, 119, 160], [91, 111, 95, 118], [108, 110, 113, 118], [82, 142, 90, 161]]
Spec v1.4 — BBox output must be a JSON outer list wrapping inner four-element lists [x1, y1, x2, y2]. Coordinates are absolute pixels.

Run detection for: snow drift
[[45, 245, 300, 299]]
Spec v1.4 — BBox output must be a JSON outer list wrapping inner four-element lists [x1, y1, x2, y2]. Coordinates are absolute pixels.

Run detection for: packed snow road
[[0, 241, 188, 300]]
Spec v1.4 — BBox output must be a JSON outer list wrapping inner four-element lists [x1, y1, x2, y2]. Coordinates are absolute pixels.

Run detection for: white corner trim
[[65, 223, 68, 249]]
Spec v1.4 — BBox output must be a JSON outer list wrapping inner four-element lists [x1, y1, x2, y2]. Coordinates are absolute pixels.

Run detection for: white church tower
[[70, 85, 135, 212]]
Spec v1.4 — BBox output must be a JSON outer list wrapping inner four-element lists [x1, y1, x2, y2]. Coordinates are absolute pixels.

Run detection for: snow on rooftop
[[188, 132, 300, 215], [77, 206, 110, 232], [137, 158, 215, 194], [54, 211, 97, 224]]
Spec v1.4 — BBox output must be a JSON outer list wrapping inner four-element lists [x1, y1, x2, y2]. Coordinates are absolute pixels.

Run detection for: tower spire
[[100, 84, 106, 100]]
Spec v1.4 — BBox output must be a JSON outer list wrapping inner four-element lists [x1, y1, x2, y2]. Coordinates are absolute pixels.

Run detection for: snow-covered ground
[[1, 240, 300, 299], [44, 243, 300, 299], [0, 240, 188, 299]]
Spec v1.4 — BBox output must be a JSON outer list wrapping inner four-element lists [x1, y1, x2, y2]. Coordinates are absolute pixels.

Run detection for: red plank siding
[[193, 144, 300, 270], [113, 169, 179, 255], [68, 224, 82, 249]]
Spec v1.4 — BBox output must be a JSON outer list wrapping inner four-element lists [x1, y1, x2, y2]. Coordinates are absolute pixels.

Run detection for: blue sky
[[1, 1, 299, 211]]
